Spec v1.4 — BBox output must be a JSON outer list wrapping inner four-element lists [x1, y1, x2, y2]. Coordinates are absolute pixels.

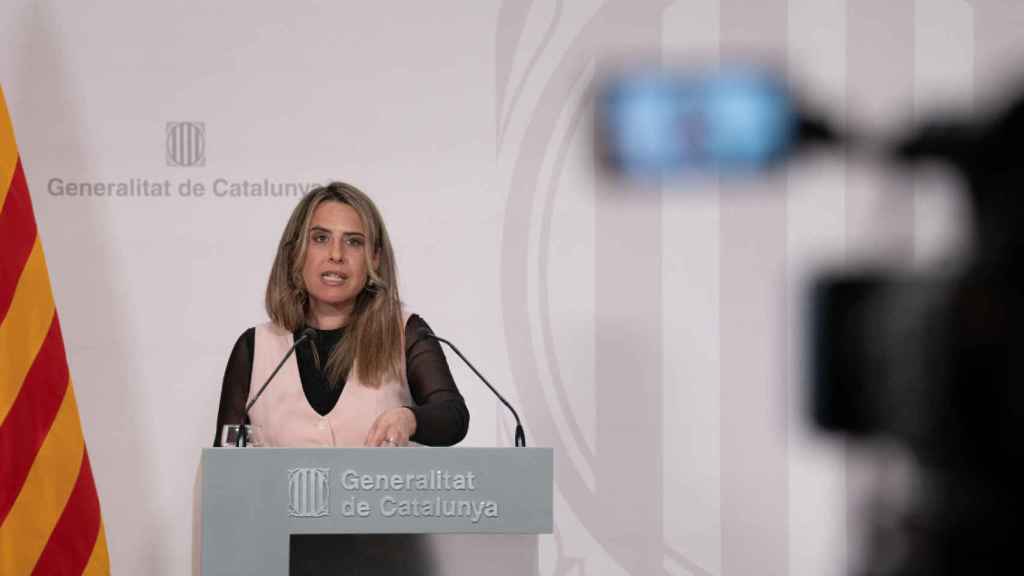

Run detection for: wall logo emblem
[[288, 467, 330, 518], [166, 121, 206, 167]]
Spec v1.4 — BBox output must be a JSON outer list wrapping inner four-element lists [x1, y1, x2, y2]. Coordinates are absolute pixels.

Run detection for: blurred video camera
[[596, 65, 1020, 575]]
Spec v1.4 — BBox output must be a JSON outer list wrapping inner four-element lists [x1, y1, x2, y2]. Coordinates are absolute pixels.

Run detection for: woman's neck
[[308, 302, 353, 330]]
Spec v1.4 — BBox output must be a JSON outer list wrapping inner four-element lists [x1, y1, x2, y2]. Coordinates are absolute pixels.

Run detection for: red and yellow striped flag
[[0, 86, 110, 574]]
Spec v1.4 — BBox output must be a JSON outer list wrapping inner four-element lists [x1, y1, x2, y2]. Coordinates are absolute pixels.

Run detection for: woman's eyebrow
[[308, 226, 364, 236]]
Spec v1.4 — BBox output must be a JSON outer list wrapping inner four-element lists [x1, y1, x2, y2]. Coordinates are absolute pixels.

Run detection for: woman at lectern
[[212, 181, 469, 448]]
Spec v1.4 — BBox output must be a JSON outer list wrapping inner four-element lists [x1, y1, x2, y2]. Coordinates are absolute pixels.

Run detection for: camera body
[[596, 65, 1022, 575], [812, 264, 1018, 575]]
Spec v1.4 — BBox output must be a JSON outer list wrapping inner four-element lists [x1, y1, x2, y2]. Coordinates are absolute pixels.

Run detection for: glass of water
[[220, 424, 261, 447]]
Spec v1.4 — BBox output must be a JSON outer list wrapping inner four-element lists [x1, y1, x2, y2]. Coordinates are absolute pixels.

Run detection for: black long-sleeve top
[[213, 314, 469, 446]]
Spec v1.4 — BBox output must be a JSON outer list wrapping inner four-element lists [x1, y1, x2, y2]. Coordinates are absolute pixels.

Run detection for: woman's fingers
[[364, 407, 416, 447]]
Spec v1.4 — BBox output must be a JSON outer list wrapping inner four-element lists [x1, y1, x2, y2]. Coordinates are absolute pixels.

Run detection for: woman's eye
[[312, 234, 329, 243], [345, 237, 364, 247]]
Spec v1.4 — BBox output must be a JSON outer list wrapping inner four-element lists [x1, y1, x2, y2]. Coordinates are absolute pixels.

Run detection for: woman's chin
[[308, 292, 357, 310]]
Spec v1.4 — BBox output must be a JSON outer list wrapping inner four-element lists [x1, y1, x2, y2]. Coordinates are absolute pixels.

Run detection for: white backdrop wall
[[1, 1, 1019, 574]]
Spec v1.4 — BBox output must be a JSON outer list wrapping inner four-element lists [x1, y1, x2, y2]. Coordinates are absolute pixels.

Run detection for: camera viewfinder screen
[[597, 67, 795, 178]]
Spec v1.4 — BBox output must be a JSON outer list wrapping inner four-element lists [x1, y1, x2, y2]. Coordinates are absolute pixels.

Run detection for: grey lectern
[[199, 447, 552, 575]]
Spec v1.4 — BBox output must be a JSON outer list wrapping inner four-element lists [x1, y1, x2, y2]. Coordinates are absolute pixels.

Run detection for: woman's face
[[300, 201, 377, 322]]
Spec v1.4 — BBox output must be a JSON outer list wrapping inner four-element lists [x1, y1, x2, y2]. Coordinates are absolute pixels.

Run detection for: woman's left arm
[[403, 314, 470, 445]]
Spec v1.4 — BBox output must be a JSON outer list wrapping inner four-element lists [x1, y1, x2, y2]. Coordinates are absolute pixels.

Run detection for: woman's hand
[[365, 406, 417, 447]]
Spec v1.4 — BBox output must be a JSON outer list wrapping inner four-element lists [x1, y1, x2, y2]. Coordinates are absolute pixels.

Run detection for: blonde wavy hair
[[265, 182, 402, 387]]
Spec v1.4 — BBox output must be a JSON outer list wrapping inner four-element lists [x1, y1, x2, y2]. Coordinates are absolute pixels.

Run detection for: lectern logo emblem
[[288, 467, 330, 518]]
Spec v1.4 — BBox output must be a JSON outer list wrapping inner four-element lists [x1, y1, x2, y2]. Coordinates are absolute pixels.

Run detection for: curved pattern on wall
[[496, 2, 708, 574]]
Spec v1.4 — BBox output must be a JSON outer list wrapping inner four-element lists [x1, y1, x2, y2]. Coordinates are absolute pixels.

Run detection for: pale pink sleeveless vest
[[246, 320, 412, 447]]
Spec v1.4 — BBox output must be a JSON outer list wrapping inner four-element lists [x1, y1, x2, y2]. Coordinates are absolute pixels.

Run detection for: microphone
[[416, 325, 527, 447], [235, 327, 317, 447]]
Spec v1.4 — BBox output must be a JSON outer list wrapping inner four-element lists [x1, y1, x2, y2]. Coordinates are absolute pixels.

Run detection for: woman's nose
[[328, 240, 344, 263]]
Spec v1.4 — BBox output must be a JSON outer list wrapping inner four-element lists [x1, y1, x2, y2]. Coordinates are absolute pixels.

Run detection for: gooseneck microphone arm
[[235, 328, 317, 447], [419, 328, 527, 448]]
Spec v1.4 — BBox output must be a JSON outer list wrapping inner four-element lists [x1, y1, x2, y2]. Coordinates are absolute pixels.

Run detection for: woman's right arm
[[212, 328, 255, 446]]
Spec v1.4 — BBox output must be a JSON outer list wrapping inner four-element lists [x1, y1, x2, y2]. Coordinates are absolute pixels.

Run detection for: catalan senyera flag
[[0, 87, 110, 574]]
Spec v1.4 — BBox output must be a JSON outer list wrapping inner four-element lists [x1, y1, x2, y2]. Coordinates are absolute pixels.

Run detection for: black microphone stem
[[425, 334, 527, 448], [235, 330, 314, 447]]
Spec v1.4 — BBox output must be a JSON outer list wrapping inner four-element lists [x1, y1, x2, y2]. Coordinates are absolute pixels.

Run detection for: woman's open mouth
[[320, 271, 348, 286]]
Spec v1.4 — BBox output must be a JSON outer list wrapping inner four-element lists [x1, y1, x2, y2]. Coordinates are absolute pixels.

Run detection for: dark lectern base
[[290, 534, 437, 576]]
